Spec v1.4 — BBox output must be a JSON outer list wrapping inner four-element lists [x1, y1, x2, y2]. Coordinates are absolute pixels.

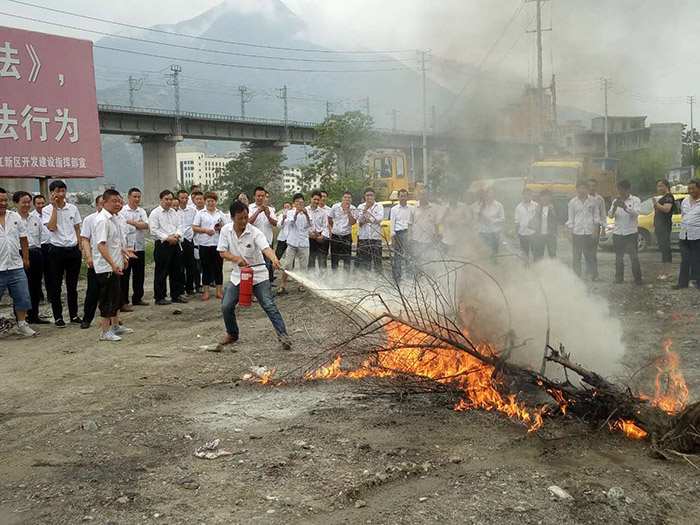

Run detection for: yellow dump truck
[[367, 150, 412, 200], [525, 156, 617, 220]]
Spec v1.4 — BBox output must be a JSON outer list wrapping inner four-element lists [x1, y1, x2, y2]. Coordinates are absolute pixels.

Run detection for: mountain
[[87, 0, 462, 192]]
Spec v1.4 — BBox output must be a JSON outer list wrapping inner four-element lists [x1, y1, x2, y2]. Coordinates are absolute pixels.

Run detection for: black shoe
[[155, 298, 172, 306], [80, 321, 91, 329], [672, 284, 688, 290], [280, 337, 293, 351], [186, 290, 197, 297], [195, 287, 204, 294], [172, 296, 189, 304], [70, 316, 82, 325], [55, 319, 66, 328], [28, 318, 50, 325]]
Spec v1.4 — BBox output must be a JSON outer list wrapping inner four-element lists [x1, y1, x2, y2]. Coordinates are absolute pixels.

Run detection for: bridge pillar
[[137, 135, 182, 205]]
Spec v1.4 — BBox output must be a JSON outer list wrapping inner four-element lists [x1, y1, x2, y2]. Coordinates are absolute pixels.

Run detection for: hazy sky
[[4, 0, 700, 125]]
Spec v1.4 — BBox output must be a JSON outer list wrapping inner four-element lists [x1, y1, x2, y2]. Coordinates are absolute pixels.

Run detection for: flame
[[610, 419, 647, 439], [546, 388, 573, 415], [256, 369, 277, 385], [639, 340, 689, 414], [304, 322, 547, 432]]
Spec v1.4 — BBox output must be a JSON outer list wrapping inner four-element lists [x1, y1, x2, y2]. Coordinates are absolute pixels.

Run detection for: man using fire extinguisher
[[217, 200, 291, 349]]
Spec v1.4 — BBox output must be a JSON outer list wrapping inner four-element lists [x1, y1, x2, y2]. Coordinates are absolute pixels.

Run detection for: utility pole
[[536, 0, 543, 89], [238, 86, 251, 118], [128, 76, 144, 109], [326, 101, 331, 118], [690, 95, 696, 178], [603, 78, 610, 158], [550, 74, 558, 143], [418, 50, 430, 186], [363, 96, 370, 117], [392, 109, 398, 132], [165, 64, 182, 114], [277, 85, 289, 141], [430, 105, 436, 132]]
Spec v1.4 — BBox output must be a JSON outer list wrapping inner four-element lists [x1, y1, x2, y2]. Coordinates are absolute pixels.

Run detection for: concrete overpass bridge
[[98, 104, 442, 202]]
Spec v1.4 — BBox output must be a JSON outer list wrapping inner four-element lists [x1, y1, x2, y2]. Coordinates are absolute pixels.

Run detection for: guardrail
[[97, 104, 429, 137]]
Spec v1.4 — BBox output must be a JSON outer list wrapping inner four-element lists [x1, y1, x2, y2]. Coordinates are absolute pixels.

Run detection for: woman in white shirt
[[192, 192, 229, 301]]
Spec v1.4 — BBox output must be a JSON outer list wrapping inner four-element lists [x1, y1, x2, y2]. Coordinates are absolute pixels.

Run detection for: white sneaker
[[100, 330, 122, 342], [14, 322, 36, 337], [112, 324, 133, 335]]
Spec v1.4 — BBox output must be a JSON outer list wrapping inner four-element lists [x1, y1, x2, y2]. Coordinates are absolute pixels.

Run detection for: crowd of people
[[1, 176, 699, 344]]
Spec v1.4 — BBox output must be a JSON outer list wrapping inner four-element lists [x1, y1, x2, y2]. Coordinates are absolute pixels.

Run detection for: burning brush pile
[[266, 265, 699, 457]]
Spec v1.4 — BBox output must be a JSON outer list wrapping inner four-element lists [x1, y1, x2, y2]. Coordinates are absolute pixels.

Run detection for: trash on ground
[[193, 439, 233, 460]]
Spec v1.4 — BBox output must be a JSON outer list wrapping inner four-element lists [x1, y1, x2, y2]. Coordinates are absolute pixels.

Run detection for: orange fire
[[610, 419, 647, 439], [639, 340, 689, 414], [304, 322, 547, 432]]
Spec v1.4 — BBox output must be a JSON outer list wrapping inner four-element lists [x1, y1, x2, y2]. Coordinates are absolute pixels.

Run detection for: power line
[[0, 11, 404, 64], [439, 0, 528, 119], [93, 45, 412, 73], [6, 0, 418, 55]]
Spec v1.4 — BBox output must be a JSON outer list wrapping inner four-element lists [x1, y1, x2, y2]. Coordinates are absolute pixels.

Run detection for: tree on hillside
[[616, 147, 671, 195], [681, 125, 700, 168], [300, 111, 377, 202], [216, 147, 285, 207]]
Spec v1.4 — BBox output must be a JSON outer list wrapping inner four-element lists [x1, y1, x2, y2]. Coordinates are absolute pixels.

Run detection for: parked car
[[600, 192, 687, 252]]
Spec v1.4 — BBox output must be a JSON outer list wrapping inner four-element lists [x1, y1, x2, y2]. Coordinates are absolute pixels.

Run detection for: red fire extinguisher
[[239, 266, 254, 307]]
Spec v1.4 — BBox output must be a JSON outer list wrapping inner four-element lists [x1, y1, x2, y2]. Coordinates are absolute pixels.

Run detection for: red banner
[[0, 26, 103, 178]]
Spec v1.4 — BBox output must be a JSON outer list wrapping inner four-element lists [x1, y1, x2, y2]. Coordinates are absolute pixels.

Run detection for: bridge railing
[[97, 104, 430, 137]]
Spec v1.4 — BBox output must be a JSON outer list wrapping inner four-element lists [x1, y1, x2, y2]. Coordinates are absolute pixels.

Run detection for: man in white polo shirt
[[30, 194, 51, 303], [13, 191, 48, 325], [42, 180, 82, 328], [176, 189, 199, 296], [389, 188, 414, 280], [608, 180, 642, 284], [93, 189, 135, 342], [674, 179, 700, 290], [0, 187, 36, 336], [217, 200, 289, 349], [248, 186, 277, 282], [79, 195, 105, 329], [119, 187, 150, 309], [356, 188, 384, 273], [328, 191, 357, 272]]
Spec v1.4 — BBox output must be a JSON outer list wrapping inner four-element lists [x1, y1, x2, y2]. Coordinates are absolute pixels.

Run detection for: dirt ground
[[1, 246, 699, 525]]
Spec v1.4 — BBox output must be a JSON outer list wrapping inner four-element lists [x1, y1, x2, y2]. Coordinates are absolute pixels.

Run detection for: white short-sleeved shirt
[[20, 213, 42, 249], [193, 208, 228, 247], [42, 202, 81, 247], [217, 223, 270, 286], [119, 205, 149, 251], [0, 210, 27, 271], [176, 205, 197, 242], [285, 209, 311, 248], [306, 205, 329, 236], [680, 196, 700, 241], [277, 209, 291, 242], [30, 209, 50, 245], [249, 203, 277, 245], [357, 202, 384, 241], [390, 204, 414, 237], [328, 202, 357, 236], [92, 209, 125, 274], [608, 196, 641, 235], [515, 201, 539, 236], [412, 204, 440, 244], [80, 211, 99, 245]]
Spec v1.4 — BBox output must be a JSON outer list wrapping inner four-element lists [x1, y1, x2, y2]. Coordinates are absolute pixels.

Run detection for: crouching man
[[217, 200, 291, 350]]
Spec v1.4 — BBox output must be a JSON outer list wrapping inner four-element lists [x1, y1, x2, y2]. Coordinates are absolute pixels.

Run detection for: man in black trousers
[[148, 190, 188, 305], [79, 195, 105, 328], [119, 188, 150, 310], [41, 180, 83, 327]]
